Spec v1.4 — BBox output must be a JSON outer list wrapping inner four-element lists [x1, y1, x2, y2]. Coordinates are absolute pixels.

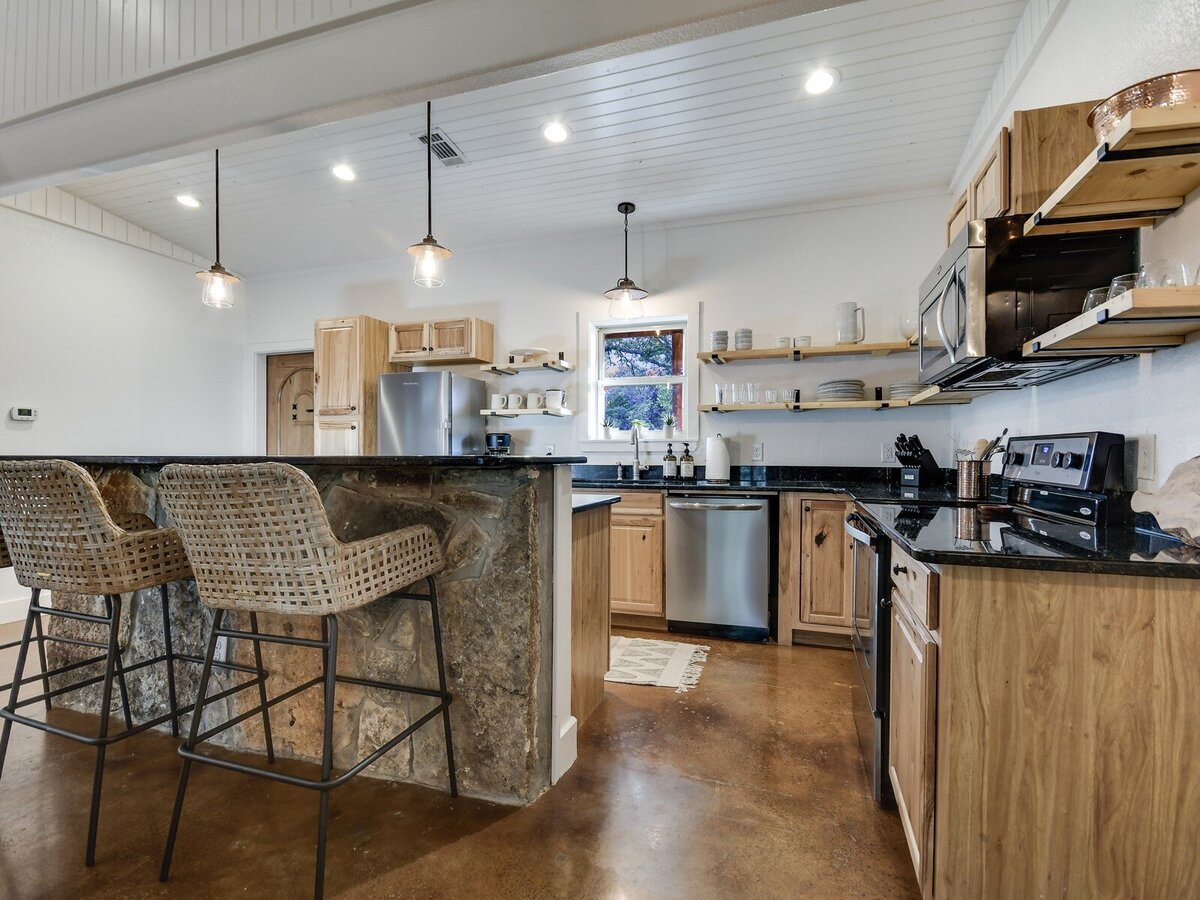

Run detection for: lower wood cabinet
[[610, 513, 664, 617], [800, 498, 853, 629], [314, 419, 361, 456], [889, 596, 937, 898]]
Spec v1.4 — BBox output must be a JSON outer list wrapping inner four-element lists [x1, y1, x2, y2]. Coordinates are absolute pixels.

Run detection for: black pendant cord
[[213, 148, 221, 267], [623, 212, 629, 281], [425, 101, 433, 242]]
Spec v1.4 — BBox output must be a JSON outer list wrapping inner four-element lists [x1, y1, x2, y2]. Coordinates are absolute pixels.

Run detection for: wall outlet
[[1135, 433, 1156, 481], [213, 635, 229, 664], [751, 442, 764, 462], [881, 442, 897, 464]]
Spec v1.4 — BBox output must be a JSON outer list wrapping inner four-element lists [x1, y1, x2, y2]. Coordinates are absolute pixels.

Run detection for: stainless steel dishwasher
[[665, 492, 771, 641]]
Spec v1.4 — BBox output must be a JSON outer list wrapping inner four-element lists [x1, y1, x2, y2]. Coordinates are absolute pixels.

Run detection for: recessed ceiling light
[[330, 164, 357, 182], [804, 67, 839, 95], [542, 121, 570, 144], [176, 194, 201, 208]]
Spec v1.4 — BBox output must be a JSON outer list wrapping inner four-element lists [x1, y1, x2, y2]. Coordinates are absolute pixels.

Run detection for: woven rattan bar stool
[[156, 462, 456, 900], [0, 459, 271, 867]]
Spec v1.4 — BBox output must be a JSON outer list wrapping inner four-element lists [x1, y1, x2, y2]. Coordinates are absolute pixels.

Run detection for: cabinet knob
[[350, 405, 357, 411], [351, 425, 357, 431], [892, 563, 907, 576]]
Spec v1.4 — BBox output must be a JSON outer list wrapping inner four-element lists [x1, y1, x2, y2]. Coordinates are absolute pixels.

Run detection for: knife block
[[900, 450, 942, 487]]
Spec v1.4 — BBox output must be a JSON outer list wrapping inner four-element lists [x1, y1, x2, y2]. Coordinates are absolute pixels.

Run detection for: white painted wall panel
[[0, 0, 400, 124]]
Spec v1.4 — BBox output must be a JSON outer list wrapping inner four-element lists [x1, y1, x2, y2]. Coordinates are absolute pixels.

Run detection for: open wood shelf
[[1023, 287, 1200, 356], [697, 392, 972, 413], [481, 407, 575, 418], [696, 340, 914, 365], [1025, 105, 1200, 236], [480, 359, 574, 375]]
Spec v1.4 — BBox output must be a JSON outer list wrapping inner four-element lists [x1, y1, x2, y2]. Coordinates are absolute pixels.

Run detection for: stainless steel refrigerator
[[377, 372, 486, 455]]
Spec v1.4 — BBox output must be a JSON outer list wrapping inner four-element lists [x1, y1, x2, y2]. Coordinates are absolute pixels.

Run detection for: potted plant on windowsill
[[603, 416, 615, 440], [663, 414, 676, 439]]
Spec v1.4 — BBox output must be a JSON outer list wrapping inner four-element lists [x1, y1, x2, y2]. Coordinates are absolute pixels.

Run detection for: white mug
[[507, 392, 524, 409], [774, 336, 792, 348], [490, 393, 508, 409], [526, 392, 545, 409], [545, 389, 566, 410], [835, 302, 865, 344], [794, 335, 812, 348]]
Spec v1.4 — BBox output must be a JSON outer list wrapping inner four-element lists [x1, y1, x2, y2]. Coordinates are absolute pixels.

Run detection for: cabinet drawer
[[609, 490, 664, 515], [891, 542, 938, 631]]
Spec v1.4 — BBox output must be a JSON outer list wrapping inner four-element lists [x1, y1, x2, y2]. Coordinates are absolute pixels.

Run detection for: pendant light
[[196, 149, 240, 309], [604, 202, 648, 320], [408, 101, 452, 288]]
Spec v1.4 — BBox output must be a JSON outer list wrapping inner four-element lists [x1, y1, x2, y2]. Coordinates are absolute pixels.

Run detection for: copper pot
[[1088, 69, 1200, 143]]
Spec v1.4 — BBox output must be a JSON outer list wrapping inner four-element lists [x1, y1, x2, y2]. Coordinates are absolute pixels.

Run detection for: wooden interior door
[[314, 318, 360, 415], [266, 352, 315, 455], [801, 499, 853, 627]]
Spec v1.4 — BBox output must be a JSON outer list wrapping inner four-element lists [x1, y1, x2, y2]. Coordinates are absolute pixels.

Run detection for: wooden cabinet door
[[801, 500, 852, 628], [610, 514, 664, 617], [969, 127, 1010, 220], [314, 318, 360, 415], [889, 600, 937, 897], [314, 420, 361, 456], [390, 322, 430, 362], [946, 190, 969, 246], [428, 318, 471, 358]]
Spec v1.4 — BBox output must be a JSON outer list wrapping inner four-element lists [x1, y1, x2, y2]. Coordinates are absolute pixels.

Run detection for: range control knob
[[1051, 451, 1082, 469], [1004, 450, 1024, 466]]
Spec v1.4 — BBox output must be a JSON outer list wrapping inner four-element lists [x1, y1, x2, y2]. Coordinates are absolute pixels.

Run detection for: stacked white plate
[[734, 328, 753, 350], [816, 379, 865, 401], [889, 381, 924, 400], [710, 330, 729, 351]]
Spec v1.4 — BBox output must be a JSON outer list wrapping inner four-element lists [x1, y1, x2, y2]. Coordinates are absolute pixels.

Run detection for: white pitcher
[[835, 301, 865, 344]]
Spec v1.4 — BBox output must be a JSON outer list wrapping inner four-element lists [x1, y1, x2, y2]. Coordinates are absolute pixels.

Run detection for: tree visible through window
[[597, 324, 686, 432]]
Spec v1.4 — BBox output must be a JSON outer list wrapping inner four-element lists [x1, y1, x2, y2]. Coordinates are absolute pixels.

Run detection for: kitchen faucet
[[630, 424, 651, 481]]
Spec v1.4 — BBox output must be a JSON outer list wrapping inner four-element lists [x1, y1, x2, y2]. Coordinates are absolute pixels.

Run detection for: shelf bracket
[[1097, 140, 1200, 163], [1096, 309, 1200, 325]]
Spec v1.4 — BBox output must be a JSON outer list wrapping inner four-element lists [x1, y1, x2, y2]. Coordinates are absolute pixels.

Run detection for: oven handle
[[844, 514, 878, 547], [935, 274, 958, 364]]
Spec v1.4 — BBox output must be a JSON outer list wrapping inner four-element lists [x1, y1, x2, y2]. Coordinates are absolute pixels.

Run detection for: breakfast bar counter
[[11, 454, 584, 805]]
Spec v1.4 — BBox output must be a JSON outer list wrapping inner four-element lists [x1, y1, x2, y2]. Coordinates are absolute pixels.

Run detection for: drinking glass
[[1138, 258, 1194, 288], [1108, 273, 1138, 302], [1082, 287, 1110, 312]]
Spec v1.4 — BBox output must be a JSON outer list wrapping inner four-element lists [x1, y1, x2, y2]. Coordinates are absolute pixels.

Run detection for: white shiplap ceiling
[[59, 0, 1028, 276]]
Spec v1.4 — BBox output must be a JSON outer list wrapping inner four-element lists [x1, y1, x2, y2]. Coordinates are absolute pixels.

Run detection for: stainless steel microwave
[[917, 217, 1138, 390]]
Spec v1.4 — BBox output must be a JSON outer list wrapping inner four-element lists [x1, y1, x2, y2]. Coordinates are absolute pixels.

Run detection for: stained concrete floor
[[0, 620, 917, 899]]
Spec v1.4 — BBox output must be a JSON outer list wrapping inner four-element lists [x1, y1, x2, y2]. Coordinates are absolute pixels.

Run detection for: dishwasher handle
[[668, 500, 765, 511], [844, 513, 879, 547]]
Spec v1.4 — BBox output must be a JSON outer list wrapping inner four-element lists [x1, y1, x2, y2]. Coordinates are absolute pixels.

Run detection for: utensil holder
[[956, 460, 989, 500]]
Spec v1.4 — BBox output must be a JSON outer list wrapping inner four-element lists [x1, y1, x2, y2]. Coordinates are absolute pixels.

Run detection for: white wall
[[951, 0, 1200, 487], [0, 206, 247, 455], [245, 192, 955, 467]]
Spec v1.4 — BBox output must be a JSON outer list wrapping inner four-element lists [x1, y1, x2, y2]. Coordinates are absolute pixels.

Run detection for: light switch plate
[[751, 442, 764, 462]]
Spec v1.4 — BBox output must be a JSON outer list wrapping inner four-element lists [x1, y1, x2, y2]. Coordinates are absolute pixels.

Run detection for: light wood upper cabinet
[[314, 318, 360, 415], [610, 513, 664, 618], [313, 315, 392, 456], [947, 100, 1098, 245], [800, 499, 853, 628], [889, 598, 937, 899], [969, 127, 1011, 221], [388, 316, 494, 364]]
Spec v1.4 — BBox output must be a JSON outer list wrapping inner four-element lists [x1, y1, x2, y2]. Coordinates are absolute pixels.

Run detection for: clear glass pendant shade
[[197, 265, 240, 309], [605, 279, 647, 320], [407, 238, 451, 288]]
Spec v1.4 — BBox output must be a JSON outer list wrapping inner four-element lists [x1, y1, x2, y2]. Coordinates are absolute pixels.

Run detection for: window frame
[[589, 317, 689, 441]]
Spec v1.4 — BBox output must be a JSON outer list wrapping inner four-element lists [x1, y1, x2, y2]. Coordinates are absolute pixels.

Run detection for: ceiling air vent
[[413, 128, 468, 167]]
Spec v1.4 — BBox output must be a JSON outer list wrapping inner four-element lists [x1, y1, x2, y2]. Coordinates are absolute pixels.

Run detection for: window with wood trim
[[596, 322, 687, 434]]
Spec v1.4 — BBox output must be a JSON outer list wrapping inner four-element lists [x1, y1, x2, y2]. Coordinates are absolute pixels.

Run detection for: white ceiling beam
[[0, 0, 855, 196]]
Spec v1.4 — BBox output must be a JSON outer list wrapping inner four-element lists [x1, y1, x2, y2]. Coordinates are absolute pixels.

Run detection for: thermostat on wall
[[9, 407, 38, 422]]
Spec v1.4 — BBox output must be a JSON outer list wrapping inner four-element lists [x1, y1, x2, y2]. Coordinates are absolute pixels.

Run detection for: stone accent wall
[[45, 463, 556, 805]]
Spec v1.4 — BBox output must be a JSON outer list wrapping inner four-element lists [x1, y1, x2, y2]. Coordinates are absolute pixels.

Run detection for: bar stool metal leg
[[85, 594, 123, 867], [248, 612, 275, 763], [160, 585, 181, 737], [314, 613, 339, 900], [160, 609, 224, 883], [31, 599, 51, 712], [0, 591, 38, 785], [425, 577, 457, 797], [103, 595, 134, 732]]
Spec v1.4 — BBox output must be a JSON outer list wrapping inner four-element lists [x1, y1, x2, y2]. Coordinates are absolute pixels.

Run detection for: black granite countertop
[[571, 494, 620, 513], [857, 500, 1200, 579], [1, 454, 587, 468]]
